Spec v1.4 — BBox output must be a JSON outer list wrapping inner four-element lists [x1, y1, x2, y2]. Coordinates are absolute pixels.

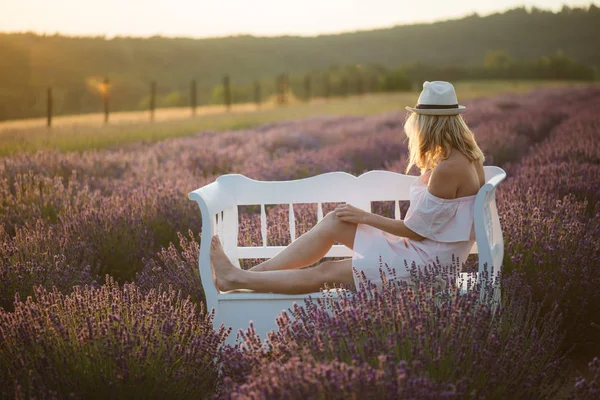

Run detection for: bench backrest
[[189, 166, 506, 308]]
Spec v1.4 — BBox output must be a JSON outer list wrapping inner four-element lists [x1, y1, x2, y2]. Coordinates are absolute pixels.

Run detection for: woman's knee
[[321, 211, 348, 232], [322, 211, 356, 248], [324, 210, 347, 225], [320, 211, 338, 229]]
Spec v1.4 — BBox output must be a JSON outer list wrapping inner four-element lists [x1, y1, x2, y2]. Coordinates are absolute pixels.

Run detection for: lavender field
[[1, 86, 599, 399]]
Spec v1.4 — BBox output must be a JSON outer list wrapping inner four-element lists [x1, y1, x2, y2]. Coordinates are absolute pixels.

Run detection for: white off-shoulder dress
[[351, 172, 476, 289]]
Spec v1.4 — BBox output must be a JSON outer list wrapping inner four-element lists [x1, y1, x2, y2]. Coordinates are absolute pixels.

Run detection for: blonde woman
[[210, 81, 486, 294]]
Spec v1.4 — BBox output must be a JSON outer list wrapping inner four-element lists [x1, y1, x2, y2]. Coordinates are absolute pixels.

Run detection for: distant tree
[[531, 50, 595, 80], [210, 86, 228, 105], [529, 6, 550, 15], [160, 91, 185, 107], [380, 69, 411, 92], [484, 50, 513, 69], [138, 95, 151, 110], [209, 84, 256, 105]]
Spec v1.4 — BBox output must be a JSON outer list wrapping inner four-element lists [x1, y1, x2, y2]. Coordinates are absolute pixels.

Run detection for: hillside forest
[[0, 4, 598, 121]]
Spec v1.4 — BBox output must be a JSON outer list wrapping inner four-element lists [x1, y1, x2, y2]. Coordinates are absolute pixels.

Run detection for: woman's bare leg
[[249, 211, 357, 272], [211, 236, 354, 294]]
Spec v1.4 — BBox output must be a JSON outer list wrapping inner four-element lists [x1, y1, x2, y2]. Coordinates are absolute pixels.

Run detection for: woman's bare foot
[[210, 236, 241, 292]]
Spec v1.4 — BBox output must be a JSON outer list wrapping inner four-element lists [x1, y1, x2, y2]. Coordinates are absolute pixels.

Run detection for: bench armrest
[[188, 180, 236, 216], [188, 180, 238, 308]]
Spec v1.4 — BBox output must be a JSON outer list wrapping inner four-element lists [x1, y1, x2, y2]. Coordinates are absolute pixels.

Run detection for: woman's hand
[[334, 204, 371, 225]]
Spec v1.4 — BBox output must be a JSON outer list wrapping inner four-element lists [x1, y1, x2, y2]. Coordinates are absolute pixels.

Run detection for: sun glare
[[86, 77, 109, 95]]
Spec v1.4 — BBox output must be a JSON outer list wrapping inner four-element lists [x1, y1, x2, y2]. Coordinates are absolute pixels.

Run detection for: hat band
[[416, 104, 459, 109]]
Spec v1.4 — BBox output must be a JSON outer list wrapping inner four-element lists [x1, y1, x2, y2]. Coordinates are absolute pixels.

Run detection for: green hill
[[1, 4, 599, 120]]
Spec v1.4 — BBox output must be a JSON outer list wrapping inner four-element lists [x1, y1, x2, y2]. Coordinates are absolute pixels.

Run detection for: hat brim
[[405, 105, 466, 115]]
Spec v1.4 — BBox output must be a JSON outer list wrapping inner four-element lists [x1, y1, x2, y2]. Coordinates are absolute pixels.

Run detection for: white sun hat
[[405, 81, 466, 115]]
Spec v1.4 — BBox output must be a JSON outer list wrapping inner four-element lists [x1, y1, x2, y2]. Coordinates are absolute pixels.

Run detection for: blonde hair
[[403, 112, 485, 174]]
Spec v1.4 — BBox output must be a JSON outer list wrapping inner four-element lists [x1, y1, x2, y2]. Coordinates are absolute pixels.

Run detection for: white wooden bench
[[188, 166, 506, 345]]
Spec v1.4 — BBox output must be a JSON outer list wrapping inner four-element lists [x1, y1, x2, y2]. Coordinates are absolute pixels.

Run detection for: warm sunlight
[[1, 0, 594, 38], [86, 77, 109, 95], [1, 0, 599, 396]]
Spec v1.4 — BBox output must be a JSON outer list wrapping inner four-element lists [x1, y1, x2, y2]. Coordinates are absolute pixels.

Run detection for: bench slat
[[260, 204, 267, 247], [289, 203, 296, 242]]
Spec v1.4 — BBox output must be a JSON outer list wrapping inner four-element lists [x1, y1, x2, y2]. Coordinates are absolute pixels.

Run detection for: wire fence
[[41, 71, 383, 127]]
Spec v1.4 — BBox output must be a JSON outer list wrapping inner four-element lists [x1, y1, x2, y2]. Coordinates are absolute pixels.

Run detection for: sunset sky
[[1, 0, 595, 38]]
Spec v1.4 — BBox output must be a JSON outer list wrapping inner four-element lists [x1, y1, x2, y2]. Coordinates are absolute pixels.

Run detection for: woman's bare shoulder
[[436, 151, 485, 192], [428, 162, 461, 199], [434, 155, 470, 178], [440, 150, 479, 175]]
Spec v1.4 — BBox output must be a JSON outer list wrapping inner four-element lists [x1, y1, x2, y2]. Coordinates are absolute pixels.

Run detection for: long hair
[[403, 112, 485, 174]]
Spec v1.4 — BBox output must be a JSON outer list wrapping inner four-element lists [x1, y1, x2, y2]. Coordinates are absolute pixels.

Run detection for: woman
[[210, 81, 485, 294]]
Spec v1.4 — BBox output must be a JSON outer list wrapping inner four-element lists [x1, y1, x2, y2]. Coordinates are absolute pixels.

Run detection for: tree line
[[34, 49, 600, 126], [1, 4, 599, 121]]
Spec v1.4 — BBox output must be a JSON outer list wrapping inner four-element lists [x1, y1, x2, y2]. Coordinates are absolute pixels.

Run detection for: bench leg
[[212, 236, 354, 294], [250, 211, 357, 272]]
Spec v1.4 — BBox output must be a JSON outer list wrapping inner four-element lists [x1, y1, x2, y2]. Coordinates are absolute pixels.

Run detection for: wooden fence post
[[46, 87, 52, 128], [254, 80, 261, 107], [304, 74, 311, 102], [223, 75, 231, 111], [103, 78, 109, 124], [190, 79, 197, 116], [150, 81, 156, 121]]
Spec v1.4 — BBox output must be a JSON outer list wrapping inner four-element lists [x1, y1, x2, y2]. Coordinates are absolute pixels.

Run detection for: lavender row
[[0, 86, 599, 398], [0, 277, 228, 398], [496, 98, 600, 359], [216, 265, 568, 399]]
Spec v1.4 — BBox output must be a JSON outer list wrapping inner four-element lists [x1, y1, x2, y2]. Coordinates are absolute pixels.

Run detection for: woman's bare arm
[[364, 213, 427, 241], [334, 204, 426, 241], [335, 163, 461, 241]]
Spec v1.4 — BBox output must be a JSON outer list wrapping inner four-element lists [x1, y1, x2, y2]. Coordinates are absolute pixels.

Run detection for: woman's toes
[[211, 236, 225, 252]]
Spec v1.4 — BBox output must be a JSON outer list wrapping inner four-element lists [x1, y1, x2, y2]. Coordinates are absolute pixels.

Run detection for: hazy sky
[[1, 0, 595, 38]]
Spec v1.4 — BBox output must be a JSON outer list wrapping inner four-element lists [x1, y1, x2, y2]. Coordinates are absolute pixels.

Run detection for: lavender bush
[[0, 221, 98, 311], [498, 102, 600, 358], [136, 230, 205, 305], [570, 357, 600, 400], [220, 356, 462, 400], [0, 277, 229, 399], [218, 262, 568, 399]]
